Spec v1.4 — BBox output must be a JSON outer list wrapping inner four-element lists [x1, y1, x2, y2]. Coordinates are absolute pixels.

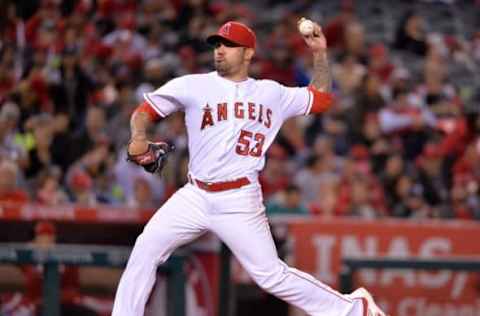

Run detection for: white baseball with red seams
[[299, 19, 315, 36], [112, 20, 381, 316]]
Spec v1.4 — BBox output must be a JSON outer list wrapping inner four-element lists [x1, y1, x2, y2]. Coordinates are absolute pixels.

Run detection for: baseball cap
[[206, 21, 256, 49], [35, 221, 56, 236]]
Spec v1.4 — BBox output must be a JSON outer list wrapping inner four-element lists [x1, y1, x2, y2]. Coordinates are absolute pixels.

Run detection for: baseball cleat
[[348, 287, 387, 316]]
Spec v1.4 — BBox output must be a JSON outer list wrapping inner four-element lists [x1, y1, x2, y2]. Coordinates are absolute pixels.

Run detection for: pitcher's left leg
[[210, 209, 354, 316], [112, 185, 209, 316]]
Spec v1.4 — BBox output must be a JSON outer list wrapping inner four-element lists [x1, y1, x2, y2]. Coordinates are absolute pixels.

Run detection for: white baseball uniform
[[112, 71, 361, 316]]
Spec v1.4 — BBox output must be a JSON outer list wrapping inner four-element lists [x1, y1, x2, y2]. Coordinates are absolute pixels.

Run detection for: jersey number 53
[[236, 129, 266, 157]]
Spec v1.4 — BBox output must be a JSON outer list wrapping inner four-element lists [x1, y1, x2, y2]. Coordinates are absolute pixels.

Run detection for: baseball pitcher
[[113, 19, 386, 316]]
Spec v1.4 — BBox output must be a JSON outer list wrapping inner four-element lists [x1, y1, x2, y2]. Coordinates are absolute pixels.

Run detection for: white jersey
[[144, 71, 314, 182], [119, 73, 359, 316]]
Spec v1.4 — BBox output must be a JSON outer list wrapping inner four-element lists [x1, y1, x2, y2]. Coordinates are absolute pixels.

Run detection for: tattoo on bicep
[[310, 53, 332, 93]]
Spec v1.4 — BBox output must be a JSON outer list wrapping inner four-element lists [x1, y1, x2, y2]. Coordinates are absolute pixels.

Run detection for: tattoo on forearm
[[310, 52, 332, 92], [130, 111, 151, 140]]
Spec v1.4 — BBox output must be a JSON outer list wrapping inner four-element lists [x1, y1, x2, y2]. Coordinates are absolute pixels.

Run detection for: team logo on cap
[[220, 22, 231, 36]]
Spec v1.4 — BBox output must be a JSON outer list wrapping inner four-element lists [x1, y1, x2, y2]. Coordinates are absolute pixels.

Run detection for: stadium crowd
[[0, 0, 479, 222]]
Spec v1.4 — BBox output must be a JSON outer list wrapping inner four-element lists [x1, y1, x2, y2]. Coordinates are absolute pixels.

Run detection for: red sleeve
[[307, 85, 333, 114], [438, 119, 469, 156], [134, 101, 163, 122]]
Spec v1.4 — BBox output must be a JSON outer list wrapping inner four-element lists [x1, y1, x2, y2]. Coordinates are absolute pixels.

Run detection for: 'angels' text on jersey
[[144, 72, 316, 182], [200, 102, 272, 130]]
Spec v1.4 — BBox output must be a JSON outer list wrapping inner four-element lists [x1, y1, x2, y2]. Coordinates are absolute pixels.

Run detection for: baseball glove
[[126, 141, 175, 174]]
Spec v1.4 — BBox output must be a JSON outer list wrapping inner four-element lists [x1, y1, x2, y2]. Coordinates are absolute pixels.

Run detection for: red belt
[[189, 176, 250, 192]]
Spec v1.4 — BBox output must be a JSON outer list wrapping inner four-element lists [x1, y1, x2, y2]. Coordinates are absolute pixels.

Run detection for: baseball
[[298, 19, 314, 36]]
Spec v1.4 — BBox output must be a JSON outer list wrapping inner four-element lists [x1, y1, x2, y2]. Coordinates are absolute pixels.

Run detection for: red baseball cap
[[35, 221, 56, 236], [206, 21, 256, 49]]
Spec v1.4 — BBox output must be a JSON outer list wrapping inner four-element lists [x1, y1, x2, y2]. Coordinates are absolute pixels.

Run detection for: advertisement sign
[[289, 218, 480, 316]]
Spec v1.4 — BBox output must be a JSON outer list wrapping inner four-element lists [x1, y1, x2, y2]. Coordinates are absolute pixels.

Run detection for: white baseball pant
[[112, 181, 357, 316]]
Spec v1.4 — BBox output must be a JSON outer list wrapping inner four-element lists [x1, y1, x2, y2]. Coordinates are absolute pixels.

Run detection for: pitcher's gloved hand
[[126, 140, 175, 174]]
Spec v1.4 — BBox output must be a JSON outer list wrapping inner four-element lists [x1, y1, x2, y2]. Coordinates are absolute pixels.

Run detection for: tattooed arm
[[297, 18, 332, 92], [310, 51, 332, 93]]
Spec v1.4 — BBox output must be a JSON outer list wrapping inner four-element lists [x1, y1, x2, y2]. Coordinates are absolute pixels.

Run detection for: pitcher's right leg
[[211, 208, 354, 316], [112, 185, 209, 316]]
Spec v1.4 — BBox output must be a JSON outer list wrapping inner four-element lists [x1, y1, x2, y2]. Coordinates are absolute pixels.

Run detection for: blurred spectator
[[367, 43, 394, 83], [23, 114, 55, 179], [0, 71, 14, 105], [394, 11, 428, 56], [309, 179, 340, 217], [0, 159, 28, 204], [358, 114, 392, 174], [390, 174, 413, 217], [295, 135, 341, 205], [387, 67, 412, 102], [20, 49, 53, 113], [381, 154, 407, 211], [472, 31, 480, 62], [295, 155, 338, 206], [104, 15, 145, 50], [380, 89, 430, 133], [67, 168, 97, 206], [347, 75, 386, 143], [178, 15, 211, 64], [379, 88, 436, 160], [266, 185, 309, 215], [343, 20, 366, 60], [127, 177, 155, 210], [401, 186, 433, 219], [259, 146, 291, 200], [445, 35, 476, 72], [449, 173, 480, 219], [0, 102, 28, 166], [422, 47, 452, 102], [105, 83, 137, 150], [336, 154, 386, 217], [323, 0, 356, 52], [323, 113, 350, 155], [49, 49, 95, 129], [391, 175, 429, 218], [416, 143, 449, 207], [177, 45, 201, 75], [71, 106, 107, 160], [437, 100, 480, 159], [141, 23, 164, 62], [276, 118, 306, 157], [94, 163, 122, 205], [175, 0, 216, 31], [259, 43, 296, 86], [265, 18, 306, 58], [13, 80, 44, 129], [35, 167, 69, 205], [332, 54, 366, 97], [50, 113, 75, 172], [343, 176, 379, 218], [138, 58, 173, 94], [73, 141, 120, 205], [452, 139, 480, 182], [311, 134, 342, 163]]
